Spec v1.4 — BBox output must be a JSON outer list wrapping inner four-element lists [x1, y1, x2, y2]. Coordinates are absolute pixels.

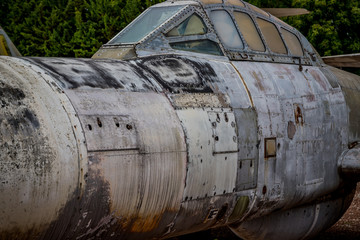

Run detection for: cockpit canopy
[[93, 0, 321, 66], [109, 5, 184, 44]]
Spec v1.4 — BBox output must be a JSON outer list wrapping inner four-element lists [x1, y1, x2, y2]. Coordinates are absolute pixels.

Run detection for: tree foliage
[[290, 0, 360, 57], [0, 0, 165, 57], [248, 0, 360, 57], [1, 0, 359, 58]]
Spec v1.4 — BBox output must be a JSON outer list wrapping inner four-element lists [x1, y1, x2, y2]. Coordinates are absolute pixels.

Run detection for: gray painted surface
[[1, 0, 360, 239]]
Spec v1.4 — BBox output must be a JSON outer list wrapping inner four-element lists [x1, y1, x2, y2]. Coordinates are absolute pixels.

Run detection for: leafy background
[[1, 0, 359, 59]]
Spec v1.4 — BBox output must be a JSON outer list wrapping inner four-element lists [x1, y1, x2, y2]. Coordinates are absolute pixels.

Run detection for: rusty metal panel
[[208, 111, 238, 153], [232, 61, 347, 210], [234, 108, 258, 191], [231, 195, 352, 240], [134, 55, 218, 93], [25, 57, 162, 91], [90, 150, 187, 234], [0, 57, 83, 237], [166, 59, 259, 193], [302, 67, 331, 93], [80, 115, 139, 152], [232, 62, 278, 97], [65, 90, 187, 152], [163, 195, 237, 238], [236, 159, 256, 190], [63, 89, 187, 234], [92, 46, 136, 60], [169, 93, 230, 109], [176, 107, 237, 200], [201, 61, 259, 191], [205, 61, 252, 109]]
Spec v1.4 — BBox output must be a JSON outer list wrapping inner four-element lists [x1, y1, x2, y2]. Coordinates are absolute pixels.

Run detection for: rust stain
[[306, 94, 316, 102], [130, 214, 162, 233], [309, 69, 327, 91], [251, 71, 265, 92], [301, 70, 315, 96], [287, 121, 296, 140], [230, 62, 254, 107], [274, 65, 295, 81], [216, 93, 230, 108], [294, 104, 304, 126], [0, 228, 46, 240]]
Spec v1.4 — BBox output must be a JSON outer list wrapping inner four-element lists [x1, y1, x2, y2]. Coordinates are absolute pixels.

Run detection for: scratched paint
[[63, 90, 187, 238], [0, 0, 359, 237], [0, 57, 81, 239], [231, 61, 347, 219], [0, 46, 355, 240]]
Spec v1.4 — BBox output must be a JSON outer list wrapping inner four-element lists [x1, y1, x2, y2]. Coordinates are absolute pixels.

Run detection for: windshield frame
[[108, 5, 187, 45]]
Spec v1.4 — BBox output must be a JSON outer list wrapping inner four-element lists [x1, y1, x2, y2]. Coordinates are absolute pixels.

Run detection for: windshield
[[109, 6, 184, 44]]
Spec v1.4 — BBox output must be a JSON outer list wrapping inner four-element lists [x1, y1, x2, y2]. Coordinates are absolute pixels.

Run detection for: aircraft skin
[[0, 0, 360, 239]]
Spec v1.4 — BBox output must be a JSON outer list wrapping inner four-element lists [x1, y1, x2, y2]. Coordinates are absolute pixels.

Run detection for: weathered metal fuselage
[[2, 0, 360, 239], [0, 53, 359, 240]]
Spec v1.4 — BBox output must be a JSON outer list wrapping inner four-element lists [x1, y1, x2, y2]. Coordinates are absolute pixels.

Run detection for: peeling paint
[[287, 121, 296, 140], [0, 36, 357, 240], [294, 104, 304, 126]]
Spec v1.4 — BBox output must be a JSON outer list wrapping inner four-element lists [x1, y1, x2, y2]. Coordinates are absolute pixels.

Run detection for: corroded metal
[[1, 0, 360, 240], [0, 57, 85, 239], [230, 191, 355, 240]]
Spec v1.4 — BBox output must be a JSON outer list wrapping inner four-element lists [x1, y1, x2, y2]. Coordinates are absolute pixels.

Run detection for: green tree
[[1, 0, 359, 59], [0, 0, 165, 57], [286, 0, 360, 57], [1, 0, 81, 57]]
